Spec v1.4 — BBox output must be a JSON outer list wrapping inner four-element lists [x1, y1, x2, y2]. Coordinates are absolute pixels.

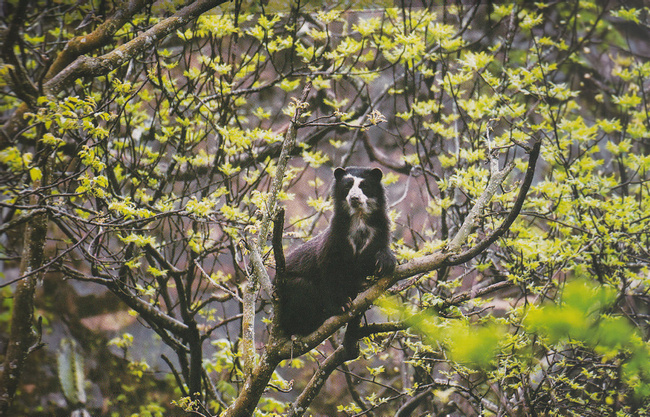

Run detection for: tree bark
[[222, 349, 281, 417], [0, 179, 48, 416]]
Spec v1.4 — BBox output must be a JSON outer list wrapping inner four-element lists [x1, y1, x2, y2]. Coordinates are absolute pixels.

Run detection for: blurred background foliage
[[1, 0, 650, 415]]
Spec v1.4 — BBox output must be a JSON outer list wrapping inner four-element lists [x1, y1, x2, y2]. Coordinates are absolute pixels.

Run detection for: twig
[[342, 362, 373, 417], [394, 387, 432, 417], [193, 259, 242, 303], [0, 225, 95, 288], [286, 345, 349, 417], [162, 354, 188, 397]]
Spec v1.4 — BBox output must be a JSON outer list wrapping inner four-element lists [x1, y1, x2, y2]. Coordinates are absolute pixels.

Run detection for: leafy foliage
[[1, 1, 650, 416]]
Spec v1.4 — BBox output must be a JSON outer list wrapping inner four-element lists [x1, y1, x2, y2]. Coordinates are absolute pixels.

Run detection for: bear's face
[[334, 167, 384, 216]]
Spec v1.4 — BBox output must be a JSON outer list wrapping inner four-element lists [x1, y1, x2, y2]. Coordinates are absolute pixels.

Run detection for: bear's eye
[[360, 182, 378, 197], [360, 181, 372, 192]]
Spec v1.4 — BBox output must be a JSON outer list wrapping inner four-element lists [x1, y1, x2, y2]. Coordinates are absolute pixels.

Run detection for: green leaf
[[29, 167, 42, 183], [57, 338, 87, 406]]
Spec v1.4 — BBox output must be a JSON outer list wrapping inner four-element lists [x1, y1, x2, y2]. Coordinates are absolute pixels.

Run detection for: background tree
[[1, 1, 649, 416]]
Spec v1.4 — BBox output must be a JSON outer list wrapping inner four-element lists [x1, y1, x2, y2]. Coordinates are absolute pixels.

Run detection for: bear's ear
[[369, 167, 383, 182], [334, 167, 347, 181]]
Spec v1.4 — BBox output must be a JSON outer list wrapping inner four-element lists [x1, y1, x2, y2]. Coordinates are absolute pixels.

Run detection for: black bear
[[275, 166, 396, 336]]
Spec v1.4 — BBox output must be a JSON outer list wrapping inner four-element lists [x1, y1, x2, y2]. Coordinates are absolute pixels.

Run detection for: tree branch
[[449, 139, 542, 265], [447, 161, 515, 253], [222, 349, 281, 417], [1, 1, 37, 106], [42, 0, 151, 84], [241, 280, 258, 376], [0, 1, 33, 147], [243, 83, 312, 377], [44, 0, 229, 94], [105, 280, 189, 336], [286, 345, 349, 417], [273, 251, 451, 361]]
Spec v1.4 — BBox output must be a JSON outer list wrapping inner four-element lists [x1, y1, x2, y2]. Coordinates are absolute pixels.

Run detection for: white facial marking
[[346, 175, 369, 214], [344, 174, 376, 254]]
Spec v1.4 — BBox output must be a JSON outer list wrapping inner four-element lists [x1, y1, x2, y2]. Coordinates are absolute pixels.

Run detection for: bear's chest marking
[[348, 215, 374, 256]]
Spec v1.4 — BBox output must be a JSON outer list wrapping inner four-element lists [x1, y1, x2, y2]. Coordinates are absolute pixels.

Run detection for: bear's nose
[[350, 196, 361, 206]]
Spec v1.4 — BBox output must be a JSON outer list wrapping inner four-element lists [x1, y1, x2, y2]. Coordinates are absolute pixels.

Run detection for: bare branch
[[105, 280, 190, 336], [286, 345, 349, 417], [0, 208, 47, 235], [362, 131, 410, 173], [241, 281, 258, 376]]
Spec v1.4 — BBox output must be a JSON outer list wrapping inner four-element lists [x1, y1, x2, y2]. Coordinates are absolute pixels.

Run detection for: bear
[[275, 166, 396, 336]]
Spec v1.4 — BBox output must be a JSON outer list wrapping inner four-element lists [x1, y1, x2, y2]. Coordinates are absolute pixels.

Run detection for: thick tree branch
[[42, 0, 151, 84], [0, 208, 47, 235], [284, 278, 517, 416], [223, 350, 281, 417], [1, 1, 37, 106], [287, 317, 362, 417], [274, 251, 451, 361], [241, 281, 258, 376], [0, 1, 33, 147]]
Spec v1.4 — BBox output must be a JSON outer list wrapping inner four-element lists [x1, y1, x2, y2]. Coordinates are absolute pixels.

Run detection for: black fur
[[275, 167, 397, 336]]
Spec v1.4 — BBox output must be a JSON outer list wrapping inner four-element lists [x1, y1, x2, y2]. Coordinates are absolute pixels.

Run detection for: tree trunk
[[0, 192, 48, 415]]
